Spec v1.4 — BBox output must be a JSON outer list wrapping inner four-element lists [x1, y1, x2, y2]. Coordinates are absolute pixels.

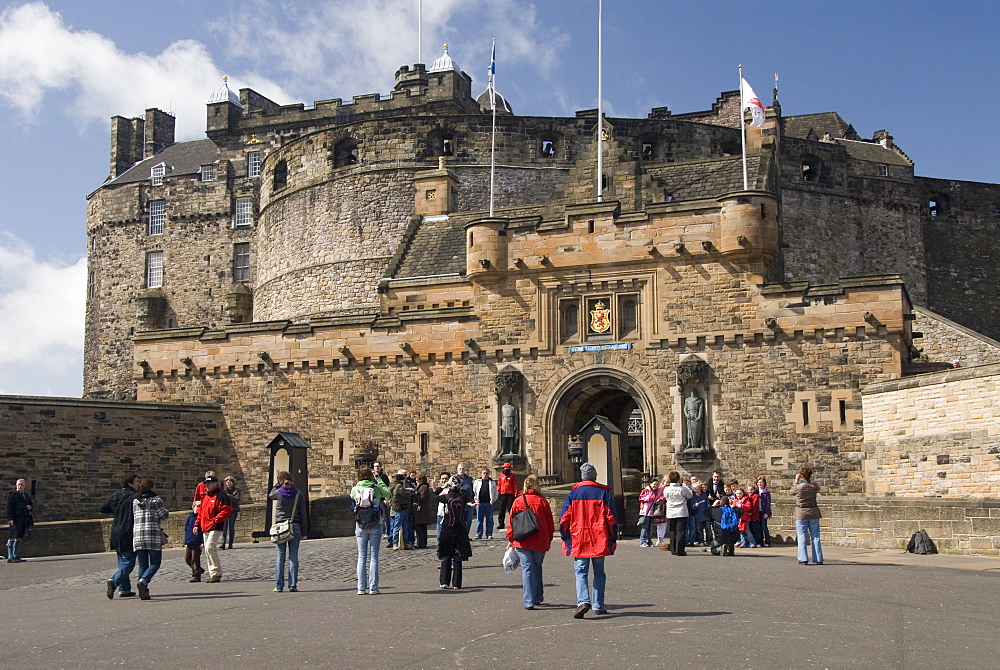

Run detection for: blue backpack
[[719, 506, 738, 531]]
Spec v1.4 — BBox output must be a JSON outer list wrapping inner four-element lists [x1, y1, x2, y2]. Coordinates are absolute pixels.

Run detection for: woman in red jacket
[[506, 474, 554, 610]]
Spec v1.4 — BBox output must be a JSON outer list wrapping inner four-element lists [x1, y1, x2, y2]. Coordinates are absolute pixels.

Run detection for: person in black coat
[[99, 474, 140, 598], [436, 477, 475, 589], [6, 479, 33, 562]]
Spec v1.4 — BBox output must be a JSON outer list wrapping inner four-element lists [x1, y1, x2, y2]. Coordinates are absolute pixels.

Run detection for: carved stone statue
[[500, 401, 519, 454], [683, 389, 705, 451]]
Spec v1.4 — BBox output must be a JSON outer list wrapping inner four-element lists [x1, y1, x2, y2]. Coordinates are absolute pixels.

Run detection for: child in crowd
[[733, 489, 758, 548], [710, 495, 741, 556], [184, 504, 205, 582]]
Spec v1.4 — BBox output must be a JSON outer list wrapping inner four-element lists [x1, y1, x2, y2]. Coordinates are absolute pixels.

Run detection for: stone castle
[[75, 45, 1000, 506]]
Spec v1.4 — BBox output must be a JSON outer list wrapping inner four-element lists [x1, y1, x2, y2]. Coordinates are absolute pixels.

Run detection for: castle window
[[928, 195, 947, 217], [150, 162, 169, 186], [540, 139, 556, 158], [560, 299, 580, 343], [145, 251, 164, 288], [641, 141, 655, 161], [878, 164, 889, 177], [233, 243, 250, 283], [247, 151, 261, 178], [333, 139, 358, 168], [200, 165, 214, 182], [88, 271, 96, 299], [618, 295, 638, 338], [801, 157, 820, 182], [273, 159, 288, 190], [148, 200, 165, 235], [420, 432, 430, 457], [234, 197, 253, 228]]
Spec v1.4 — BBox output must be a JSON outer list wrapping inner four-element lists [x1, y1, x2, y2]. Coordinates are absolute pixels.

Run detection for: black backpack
[[906, 529, 937, 555]]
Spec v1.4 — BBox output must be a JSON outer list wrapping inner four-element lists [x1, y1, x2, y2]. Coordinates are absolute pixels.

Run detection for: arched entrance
[[543, 366, 658, 485]]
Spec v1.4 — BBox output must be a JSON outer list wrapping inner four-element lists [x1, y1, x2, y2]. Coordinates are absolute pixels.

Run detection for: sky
[[0, 0, 997, 398]]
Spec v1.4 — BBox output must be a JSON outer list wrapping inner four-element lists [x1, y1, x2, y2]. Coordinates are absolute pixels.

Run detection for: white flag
[[740, 77, 765, 128]]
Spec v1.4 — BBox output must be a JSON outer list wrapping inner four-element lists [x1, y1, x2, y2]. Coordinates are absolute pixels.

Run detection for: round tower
[[716, 191, 779, 263], [465, 217, 508, 281]]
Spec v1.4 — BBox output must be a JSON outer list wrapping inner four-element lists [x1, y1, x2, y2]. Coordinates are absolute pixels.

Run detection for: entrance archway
[[543, 366, 658, 485]]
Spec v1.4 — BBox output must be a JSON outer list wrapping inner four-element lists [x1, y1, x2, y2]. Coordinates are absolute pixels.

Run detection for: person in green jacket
[[350, 465, 391, 595]]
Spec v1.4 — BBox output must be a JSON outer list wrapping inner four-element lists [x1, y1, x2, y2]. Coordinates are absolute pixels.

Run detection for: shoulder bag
[[510, 493, 540, 542], [269, 492, 300, 544]]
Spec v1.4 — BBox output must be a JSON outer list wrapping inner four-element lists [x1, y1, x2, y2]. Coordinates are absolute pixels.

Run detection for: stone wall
[[861, 363, 1000, 497], [0, 396, 237, 521], [911, 307, 1000, 368]]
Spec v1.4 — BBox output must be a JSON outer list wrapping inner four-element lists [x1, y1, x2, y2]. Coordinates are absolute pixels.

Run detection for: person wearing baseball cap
[[496, 463, 518, 530]]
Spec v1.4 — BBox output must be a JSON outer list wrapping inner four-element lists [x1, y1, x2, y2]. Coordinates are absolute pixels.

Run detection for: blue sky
[[0, 0, 997, 397]]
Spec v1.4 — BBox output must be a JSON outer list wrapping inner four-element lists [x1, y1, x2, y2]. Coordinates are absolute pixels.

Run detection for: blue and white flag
[[487, 39, 496, 110]]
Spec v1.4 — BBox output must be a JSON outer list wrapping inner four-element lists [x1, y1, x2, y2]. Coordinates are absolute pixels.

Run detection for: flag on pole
[[740, 77, 765, 127], [487, 40, 496, 110]]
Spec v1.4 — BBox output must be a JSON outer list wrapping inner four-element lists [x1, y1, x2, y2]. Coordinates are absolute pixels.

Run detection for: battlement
[[207, 64, 477, 140]]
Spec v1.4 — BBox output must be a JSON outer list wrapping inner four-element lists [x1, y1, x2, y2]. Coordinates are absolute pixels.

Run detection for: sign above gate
[[567, 343, 633, 353]]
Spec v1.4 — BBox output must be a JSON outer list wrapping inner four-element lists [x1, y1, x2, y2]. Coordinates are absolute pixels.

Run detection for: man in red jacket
[[496, 463, 518, 530], [559, 463, 620, 618], [193, 476, 232, 583]]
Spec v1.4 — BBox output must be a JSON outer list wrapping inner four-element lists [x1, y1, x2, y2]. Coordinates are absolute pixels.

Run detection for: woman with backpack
[[709, 496, 741, 556], [505, 474, 554, 610], [437, 476, 475, 589], [351, 465, 391, 594], [269, 471, 308, 592]]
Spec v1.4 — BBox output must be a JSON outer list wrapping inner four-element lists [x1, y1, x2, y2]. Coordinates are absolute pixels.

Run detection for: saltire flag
[[740, 77, 765, 128], [487, 40, 496, 110]]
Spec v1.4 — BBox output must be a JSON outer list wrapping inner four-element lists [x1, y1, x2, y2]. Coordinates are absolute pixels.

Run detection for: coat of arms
[[589, 300, 612, 334]]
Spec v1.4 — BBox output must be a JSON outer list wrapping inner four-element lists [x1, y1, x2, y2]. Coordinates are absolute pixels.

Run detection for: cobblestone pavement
[[13, 536, 507, 590]]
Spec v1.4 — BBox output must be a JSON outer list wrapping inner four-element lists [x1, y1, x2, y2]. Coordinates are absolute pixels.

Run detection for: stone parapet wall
[[861, 363, 1000, 497], [911, 306, 1000, 368], [0, 396, 237, 521]]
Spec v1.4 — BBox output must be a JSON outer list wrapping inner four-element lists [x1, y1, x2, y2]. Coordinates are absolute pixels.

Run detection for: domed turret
[[428, 44, 460, 73], [207, 76, 242, 107], [476, 87, 513, 115]]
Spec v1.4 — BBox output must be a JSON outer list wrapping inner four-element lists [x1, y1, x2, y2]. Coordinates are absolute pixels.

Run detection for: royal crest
[[589, 300, 612, 334]]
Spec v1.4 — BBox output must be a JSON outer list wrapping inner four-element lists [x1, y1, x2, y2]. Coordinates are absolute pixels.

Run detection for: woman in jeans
[[505, 474, 554, 609], [637, 478, 662, 547], [221, 476, 241, 550], [131, 478, 168, 600], [350, 465, 391, 594], [791, 466, 823, 565], [269, 471, 308, 592]]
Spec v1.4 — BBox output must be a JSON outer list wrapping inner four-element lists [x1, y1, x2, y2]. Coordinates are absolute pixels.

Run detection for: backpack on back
[[719, 506, 739, 531], [354, 486, 380, 528]]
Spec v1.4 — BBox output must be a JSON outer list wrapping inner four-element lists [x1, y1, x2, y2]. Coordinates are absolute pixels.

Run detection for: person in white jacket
[[472, 469, 499, 539], [662, 471, 693, 556]]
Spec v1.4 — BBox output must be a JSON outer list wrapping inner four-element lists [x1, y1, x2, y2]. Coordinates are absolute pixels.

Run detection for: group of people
[[350, 461, 520, 594], [93, 457, 824, 607], [100, 471, 242, 600], [636, 468, 823, 564], [351, 460, 622, 619]]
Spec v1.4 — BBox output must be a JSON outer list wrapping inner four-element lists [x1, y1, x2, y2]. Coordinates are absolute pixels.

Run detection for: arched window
[[619, 296, 638, 338], [561, 300, 580, 343], [273, 159, 288, 190], [428, 129, 457, 158]]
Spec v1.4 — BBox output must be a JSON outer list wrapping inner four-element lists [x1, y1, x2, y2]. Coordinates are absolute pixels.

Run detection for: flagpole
[[489, 38, 497, 217], [417, 0, 422, 63], [596, 0, 603, 202], [739, 64, 748, 191]]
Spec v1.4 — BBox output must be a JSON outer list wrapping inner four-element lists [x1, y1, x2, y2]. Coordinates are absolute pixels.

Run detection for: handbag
[[652, 500, 667, 519], [510, 494, 540, 542], [269, 492, 300, 544]]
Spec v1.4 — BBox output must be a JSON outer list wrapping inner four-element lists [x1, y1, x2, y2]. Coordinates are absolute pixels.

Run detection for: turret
[[716, 191, 779, 263], [465, 217, 508, 282], [206, 77, 243, 135]]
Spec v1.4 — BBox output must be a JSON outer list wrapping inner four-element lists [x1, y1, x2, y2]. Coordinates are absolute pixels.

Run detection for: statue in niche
[[500, 400, 520, 455], [683, 389, 705, 451]]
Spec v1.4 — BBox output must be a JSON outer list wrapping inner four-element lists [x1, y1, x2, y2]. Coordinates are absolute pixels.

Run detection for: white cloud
[[211, 0, 567, 105], [0, 2, 293, 139], [0, 233, 86, 397]]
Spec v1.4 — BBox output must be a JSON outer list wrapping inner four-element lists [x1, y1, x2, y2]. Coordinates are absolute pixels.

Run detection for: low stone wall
[[861, 362, 1000, 497], [15, 496, 1000, 558]]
